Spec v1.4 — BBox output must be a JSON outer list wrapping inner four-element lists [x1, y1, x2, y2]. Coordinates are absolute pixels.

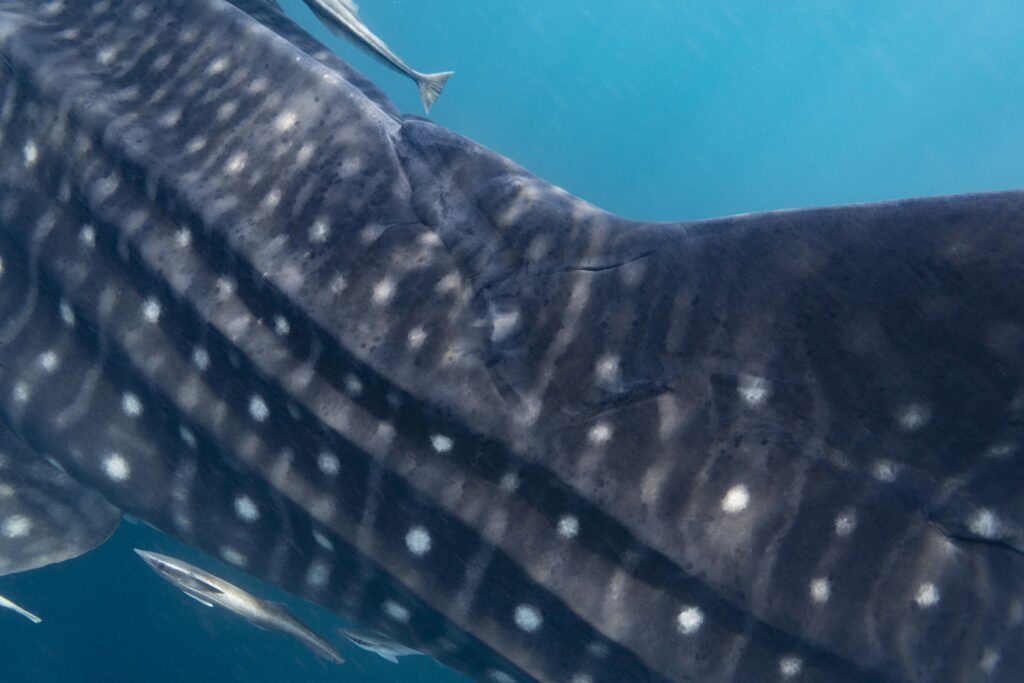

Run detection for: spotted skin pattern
[[0, 1, 1022, 682]]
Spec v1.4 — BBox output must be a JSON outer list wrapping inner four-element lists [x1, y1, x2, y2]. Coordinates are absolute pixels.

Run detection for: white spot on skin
[[221, 547, 247, 566], [175, 228, 192, 248], [557, 515, 580, 539], [248, 395, 269, 422], [216, 101, 238, 121], [234, 495, 260, 522], [206, 57, 230, 75], [2, 515, 31, 538], [121, 392, 143, 417], [216, 277, 236, 299], [382, 600, 410, 622], [262, 188, 281, 210], [985, 441, 1018, 460], [305, 561, 330, 587], [809, 577, 831, 604], [317, 452, 341, 476], [309, 218, 330, 243], [185, 136, 207, 154], [897, 402, 931, 431], [103, 453, 130, 481], [22, 140, 37, 167], [371, 278, 395, 304], [430, 434, 454, 453], [405, 526, 432, 556], [343, 374, 363, 396], [142, 298, 161, 323], [980, 648, 1001, 675], [779, 656, 803, 678], [312, 529, 334, 550], [914, 582, 940, 608], [79, 225, 96, 247], [587, 422, 612, 445], [273, 315, 290, 336], [274, 110, 298, 132], [514, 604, 543, 632], [871, 459, 898, 483], [834, 509, 857, 537], [179, 427, 197, 449], [224, 151, 247, 174], [407, 326, 427, 350], [191, 347, 210, 371], [38, 351, 60, 372], [499, 472, 520, 493], [12, 382, 29, 404], [968, 509, 1000, 538], [96, 46, 117, 65], [676, 606, 704, 635], [594, 354, 620, 386], [721, 484, 750, 514], [738, 374, 771, 406], [59, 300, 75, 326]]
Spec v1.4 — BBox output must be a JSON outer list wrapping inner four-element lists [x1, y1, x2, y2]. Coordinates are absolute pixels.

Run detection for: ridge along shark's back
[[0, 1, 1021, 682]]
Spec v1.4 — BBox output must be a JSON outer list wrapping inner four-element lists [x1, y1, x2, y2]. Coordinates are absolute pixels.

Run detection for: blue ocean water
[[4, 1, 1023, 681]]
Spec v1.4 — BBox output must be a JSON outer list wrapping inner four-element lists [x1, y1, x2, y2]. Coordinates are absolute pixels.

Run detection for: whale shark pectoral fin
[[0, 420, 120, 577]]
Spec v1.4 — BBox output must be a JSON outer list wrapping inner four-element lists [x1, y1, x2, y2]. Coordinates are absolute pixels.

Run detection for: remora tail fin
[[416, 70, 454, 112]]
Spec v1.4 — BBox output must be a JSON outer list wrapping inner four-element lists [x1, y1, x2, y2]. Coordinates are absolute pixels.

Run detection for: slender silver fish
[[339, 626, 425, 664], [293, 0, 453, 111], [0, 593, 41, 624], [135, 550, 343, 664]]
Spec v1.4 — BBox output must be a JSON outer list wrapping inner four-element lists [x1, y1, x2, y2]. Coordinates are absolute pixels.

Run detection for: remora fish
[[340, 625, 425, 663], [135, 549, 344, 663], [0, 593, 41, 623], [0, 1, 1021, 683], [291, 0, 453, 112]]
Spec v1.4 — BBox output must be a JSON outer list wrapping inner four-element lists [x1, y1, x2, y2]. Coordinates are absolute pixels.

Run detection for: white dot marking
[[914, 582, 940, 608], [234, 495, 260, 522], [103, 453, 130, 481], [248, 395, 269, 422], [513, 604, 543, 632], [405, 526, 432, 556], [721, 484, 750, 514], [676, 605, 704, 635]]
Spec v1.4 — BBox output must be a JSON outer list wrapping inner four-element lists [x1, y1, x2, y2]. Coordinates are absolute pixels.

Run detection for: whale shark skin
[[0, 1, 1021, 682]]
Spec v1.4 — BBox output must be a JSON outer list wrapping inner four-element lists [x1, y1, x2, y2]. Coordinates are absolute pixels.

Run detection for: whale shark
[[0, 1, 1021, 682]]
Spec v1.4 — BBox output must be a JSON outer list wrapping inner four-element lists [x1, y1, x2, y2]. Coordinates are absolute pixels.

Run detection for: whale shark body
[[0, 1, 1022, 682]]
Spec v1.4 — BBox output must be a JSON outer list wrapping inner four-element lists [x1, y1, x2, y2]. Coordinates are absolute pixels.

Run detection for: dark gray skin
[[0, 1, 1021, 682]]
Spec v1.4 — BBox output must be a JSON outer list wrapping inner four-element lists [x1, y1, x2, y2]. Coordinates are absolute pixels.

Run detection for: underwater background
[[5, 1, 1023, 681]]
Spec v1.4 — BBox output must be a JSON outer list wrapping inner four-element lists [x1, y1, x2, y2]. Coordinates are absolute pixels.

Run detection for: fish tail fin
[[416, 70, 454, 112]]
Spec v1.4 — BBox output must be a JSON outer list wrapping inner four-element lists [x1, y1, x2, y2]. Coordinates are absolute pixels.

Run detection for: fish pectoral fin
[[380, 653, 399, 664], [180, 588, 214, 608], [0, 420, 120, 578]]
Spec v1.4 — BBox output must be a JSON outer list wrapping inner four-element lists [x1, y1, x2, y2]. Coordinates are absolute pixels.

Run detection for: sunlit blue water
[[6, 1, 1023, 681]]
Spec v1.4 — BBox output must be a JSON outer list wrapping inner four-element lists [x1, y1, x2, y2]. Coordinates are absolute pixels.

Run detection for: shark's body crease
[[0, 1, 1021, 683]]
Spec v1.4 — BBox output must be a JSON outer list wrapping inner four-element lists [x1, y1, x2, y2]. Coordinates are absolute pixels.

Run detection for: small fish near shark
[[136, 549, 344, 664], [0, 1, 1022, 682], [289, 0, 453, 112], [340, 625, 426, 664]]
